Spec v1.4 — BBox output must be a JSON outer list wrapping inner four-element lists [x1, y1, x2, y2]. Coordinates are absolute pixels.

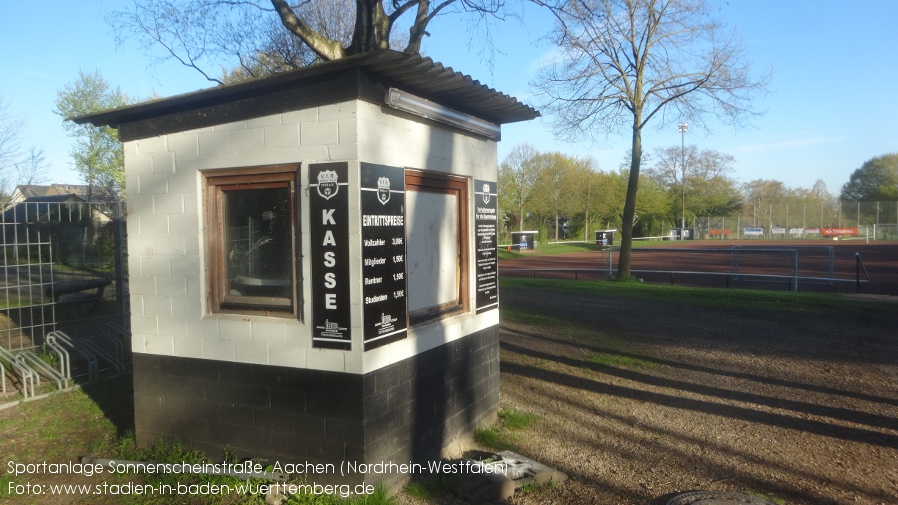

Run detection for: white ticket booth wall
[[74, 50, 538, 488]]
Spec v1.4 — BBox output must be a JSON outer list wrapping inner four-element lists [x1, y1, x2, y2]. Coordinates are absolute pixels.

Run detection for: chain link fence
[[0, 199, 128, 351], [691, 200, 898, 240]]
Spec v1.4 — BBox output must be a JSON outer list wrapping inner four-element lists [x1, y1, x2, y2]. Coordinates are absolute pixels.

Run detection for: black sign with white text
[[475, 179, 499, 313], [360, 162, 407, 350], [309, 162, 351, 350]]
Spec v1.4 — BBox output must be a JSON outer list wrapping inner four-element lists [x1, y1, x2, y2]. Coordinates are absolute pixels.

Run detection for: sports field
[[500, 240, 898, 296]]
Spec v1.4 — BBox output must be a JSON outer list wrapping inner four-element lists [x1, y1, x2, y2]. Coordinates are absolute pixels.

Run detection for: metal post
[[828, 246, 834, 279], [790, 250, 798, 292], [679, 121, 688, 240], [114, 200, 128, 331]]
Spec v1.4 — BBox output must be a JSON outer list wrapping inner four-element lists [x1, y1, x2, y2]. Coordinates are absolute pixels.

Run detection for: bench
[[46, 279, 113, 311]]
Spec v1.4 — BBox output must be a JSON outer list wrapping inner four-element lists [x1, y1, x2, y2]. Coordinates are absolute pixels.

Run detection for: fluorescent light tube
[[384, 88, 501, 140]]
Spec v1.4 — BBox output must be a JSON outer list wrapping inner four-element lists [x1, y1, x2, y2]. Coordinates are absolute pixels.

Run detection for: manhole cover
[[666, 491, 780, 505]]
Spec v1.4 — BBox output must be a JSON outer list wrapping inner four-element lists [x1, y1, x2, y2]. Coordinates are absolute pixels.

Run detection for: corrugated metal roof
[[73, 50, 540, 132]]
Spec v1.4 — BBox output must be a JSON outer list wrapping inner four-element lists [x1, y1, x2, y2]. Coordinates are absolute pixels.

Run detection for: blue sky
[[2, 1, 896, 196]]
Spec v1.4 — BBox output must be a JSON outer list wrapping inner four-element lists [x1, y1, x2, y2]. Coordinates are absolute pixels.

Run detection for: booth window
[[205, 167, 298, 315], [405, 170, 469, 323]]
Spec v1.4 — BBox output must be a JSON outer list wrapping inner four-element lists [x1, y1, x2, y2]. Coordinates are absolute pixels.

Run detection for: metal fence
[[0, 200, 128, 352], [688, 201, 898, 241]]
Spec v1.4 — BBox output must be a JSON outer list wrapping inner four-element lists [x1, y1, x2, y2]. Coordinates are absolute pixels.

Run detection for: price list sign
[[360, 163, 407, 350], [474, 180, 499, 313]]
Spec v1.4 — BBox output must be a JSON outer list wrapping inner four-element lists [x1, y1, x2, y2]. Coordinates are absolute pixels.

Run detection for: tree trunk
[[584, 209, 590, 242], [271, 0, 346, 60], [555, 210, 558, 242], [618, 122, 643, 280]]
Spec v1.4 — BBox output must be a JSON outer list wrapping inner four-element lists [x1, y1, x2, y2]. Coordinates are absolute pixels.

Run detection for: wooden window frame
[[405, 169, 469, 324], [204, 165, 300, 317]]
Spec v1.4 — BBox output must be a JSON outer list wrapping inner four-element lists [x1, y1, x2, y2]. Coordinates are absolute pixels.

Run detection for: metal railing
[[499, 267, 870, 293]]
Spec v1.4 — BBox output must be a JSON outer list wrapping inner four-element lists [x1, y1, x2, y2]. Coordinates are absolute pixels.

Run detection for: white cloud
[[733, 135, 848, 154], [23, 69, 51, 79]]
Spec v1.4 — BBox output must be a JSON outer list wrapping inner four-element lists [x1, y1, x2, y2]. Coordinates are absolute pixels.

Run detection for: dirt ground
[[3, 241, 896, 504], [487, 282, 898, 505]]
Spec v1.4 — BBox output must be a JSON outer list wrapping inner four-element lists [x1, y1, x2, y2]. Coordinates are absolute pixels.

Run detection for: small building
[[7, 184, 91, 208], [74, 50, 538, 487]]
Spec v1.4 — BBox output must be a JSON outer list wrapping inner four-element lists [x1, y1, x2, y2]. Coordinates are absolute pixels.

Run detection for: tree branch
[[270, 0, 345, 60]]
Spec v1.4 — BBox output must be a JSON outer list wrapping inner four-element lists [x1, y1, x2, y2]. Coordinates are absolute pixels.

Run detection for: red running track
[[500, 240, 898, 296]]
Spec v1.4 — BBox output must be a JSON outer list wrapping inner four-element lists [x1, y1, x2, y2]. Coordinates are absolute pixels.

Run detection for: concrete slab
[[666, 491, 780, 505]]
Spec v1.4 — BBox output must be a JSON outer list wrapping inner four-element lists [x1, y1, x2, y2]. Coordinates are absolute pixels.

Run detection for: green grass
[[474, 408, 540, 451], [498, 305, 564, 328], [750, 492, 786, 504], [0, 299, 31, 309], [497, 408, 539, 430], [404, 474, 455, 502], [0, 378, 396, 505], [95, 436, 396, 505], [497, 241, 603, 260], [587, 352, 654, 370], [500, 276, 885, 316], [0, 473, 13, 498]]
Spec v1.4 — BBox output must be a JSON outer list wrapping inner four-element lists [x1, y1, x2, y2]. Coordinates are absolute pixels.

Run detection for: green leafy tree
[[645, 145, 742, 226], [569, 156, 602, 241], [741, 178, 786, 229], [54, 70, 130, 202], [840, 153, 898, 202], [532, 0, 769, 279], [688, 175, 742, 218], [530, 152, 580, 241], [498, 143, 540, 234]]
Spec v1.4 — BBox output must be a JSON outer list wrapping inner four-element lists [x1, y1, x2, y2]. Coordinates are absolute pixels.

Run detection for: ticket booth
[[74, 50, 538, 488], [511, 230, 538, 250]]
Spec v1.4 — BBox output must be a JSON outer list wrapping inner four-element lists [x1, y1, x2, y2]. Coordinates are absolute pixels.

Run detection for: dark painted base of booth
[[132, 325, 499, 487]]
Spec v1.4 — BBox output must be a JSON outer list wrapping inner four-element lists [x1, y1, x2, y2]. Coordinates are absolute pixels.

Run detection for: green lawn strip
[[473, 408, 540, 452], [497, 241, 602, 260], [499, 276, 887, 316], [0, 378, 394, 505]]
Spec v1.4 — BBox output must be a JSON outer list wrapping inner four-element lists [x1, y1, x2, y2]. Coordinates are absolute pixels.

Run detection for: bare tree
[[532, 0, 769, 279], [5, 147, 50, 194], [0, 99, 25, 178], [111, 0, 508, 84], [0, 99, 52, 198], [646, 145, 734, 187]]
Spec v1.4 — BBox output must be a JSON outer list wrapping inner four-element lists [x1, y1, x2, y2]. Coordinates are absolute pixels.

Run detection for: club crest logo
[[316, 170, 339, 200], [482, 183, 491, 204], [377, 177, 391, 205]]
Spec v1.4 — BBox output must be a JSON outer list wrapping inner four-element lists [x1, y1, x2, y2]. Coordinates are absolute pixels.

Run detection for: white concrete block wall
[[125, 98, 500, 375]]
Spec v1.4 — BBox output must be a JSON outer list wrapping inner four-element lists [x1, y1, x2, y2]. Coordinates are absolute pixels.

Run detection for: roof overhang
[[73, 50, 540, 142]]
